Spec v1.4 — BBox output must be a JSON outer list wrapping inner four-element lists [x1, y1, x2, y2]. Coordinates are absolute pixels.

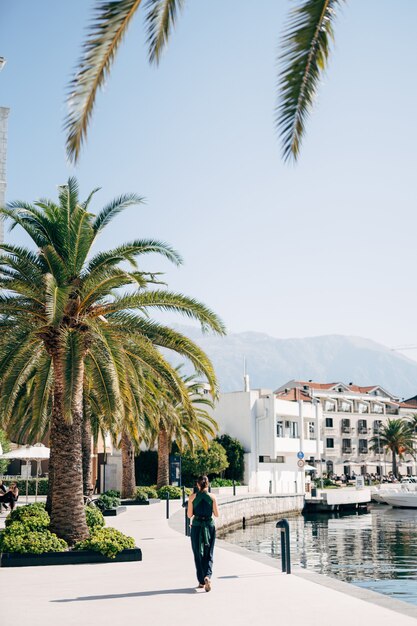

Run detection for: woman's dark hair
[[197, 475, 209, 490]]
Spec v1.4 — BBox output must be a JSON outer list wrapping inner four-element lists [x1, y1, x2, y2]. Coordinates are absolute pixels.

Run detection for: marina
[[221, 504, 417, 607]]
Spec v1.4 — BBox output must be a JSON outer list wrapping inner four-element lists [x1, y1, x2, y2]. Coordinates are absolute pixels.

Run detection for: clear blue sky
[[1, 0, 417, 354]]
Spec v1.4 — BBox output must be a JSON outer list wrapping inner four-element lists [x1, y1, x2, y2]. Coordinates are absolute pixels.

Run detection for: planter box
[[102, 506, 127, 516], [0, 547, 142, 568], [121, 498, 160, 506]]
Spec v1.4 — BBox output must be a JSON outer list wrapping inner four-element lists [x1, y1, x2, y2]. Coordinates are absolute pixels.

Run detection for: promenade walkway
[[2, 500, 417, 625]]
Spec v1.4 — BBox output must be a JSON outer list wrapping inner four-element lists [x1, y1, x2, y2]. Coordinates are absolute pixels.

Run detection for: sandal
[[204, 577, 211, 592]]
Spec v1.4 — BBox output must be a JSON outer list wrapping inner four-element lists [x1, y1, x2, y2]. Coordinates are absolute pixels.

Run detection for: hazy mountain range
[[168, 327, 417, 400]]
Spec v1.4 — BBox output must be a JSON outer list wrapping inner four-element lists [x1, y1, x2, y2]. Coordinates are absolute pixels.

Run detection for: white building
[[213, 386, 323, 493]]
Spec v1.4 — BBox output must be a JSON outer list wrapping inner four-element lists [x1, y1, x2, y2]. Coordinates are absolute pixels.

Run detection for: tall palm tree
[[0, 178, 225, 543], [370, 419, 415, 478], [65, 0, 343, 163]]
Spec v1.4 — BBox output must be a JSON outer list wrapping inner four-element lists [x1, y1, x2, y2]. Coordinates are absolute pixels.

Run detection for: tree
[[0, 178, 225, 543], [370, 419, 415, 478], [215, 434, 245, 482], [65, 0, 342, 164], [181, 440, 229, 485]]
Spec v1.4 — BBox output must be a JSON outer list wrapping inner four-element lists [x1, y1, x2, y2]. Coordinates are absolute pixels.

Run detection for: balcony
[[358, 427, 369, 435], [342, 448, 352, 454], [341, 426, 352, 434], [358, 448, 368, 455]]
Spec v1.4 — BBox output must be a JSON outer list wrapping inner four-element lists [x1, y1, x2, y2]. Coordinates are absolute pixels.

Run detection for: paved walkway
[[2, 501, 417, 625]]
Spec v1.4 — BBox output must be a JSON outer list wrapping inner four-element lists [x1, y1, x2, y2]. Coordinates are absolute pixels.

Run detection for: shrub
[[103, 489, 120, 498], [75, 527, 135, 559], [215, 434, 245, 482], [0, 528, 67, 554], [13, 478, 49, 496], [157, 485, 182, 500], [181, 441, 229, 485], [85, 506, 105, 531], [95, 492, 121, 511], [135, 486, 158, 501], [211, 478, 241, 487], [5, 503, 49, 530]]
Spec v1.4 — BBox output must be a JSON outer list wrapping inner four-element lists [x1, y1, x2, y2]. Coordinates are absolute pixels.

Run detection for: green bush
[[0, 528, 67, 554], [96, 492, 121, 511], [181, 441, 229, 485], [135, 486, 158, 501], [75, 527, 135, 559], [85, 506, 105, 531], [157, 485, 182, 500], [215, 434, 245, 482], [103, 489, 120, 498], [210, 478, 241, 487], [13, 478, 49, 496], [5, 503, 49, 530]]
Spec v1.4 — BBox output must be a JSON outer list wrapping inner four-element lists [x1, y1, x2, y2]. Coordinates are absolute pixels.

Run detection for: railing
[[342, 448, 352, 454]]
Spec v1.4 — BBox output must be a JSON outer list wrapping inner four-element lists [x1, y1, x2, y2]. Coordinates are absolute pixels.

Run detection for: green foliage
[[0, 429, 10, 474], [85, 506, 105, 531], [0, 523, 67, 554], [96, 492, 121, 511], [210, 478, 240, 488], [215, 434, 245, 482], [157, 485, 182, 500], [103, 489, 120, 498], [181, 441, 229, 484], [75, 527, 135, 559], [135, 450, 158, 486], [11, 478, 49, 496], [5, 503, 49, 529], [135, 486, 158, 501]]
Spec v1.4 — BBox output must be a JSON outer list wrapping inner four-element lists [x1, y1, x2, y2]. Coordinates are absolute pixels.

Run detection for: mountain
[[167, 327, 417, 399]]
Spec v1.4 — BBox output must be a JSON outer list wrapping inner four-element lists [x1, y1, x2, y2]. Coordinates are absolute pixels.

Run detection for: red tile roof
[[275, 388, 312, 402]]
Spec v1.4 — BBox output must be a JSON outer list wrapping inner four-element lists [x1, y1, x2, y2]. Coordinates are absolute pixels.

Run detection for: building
[[276, 380, 416, 478], [213, 385, 323, 493], [213, 379, 417, 494]]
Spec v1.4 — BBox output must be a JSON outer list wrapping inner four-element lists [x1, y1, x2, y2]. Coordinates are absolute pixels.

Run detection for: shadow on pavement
[[52, 588, 198, 602]]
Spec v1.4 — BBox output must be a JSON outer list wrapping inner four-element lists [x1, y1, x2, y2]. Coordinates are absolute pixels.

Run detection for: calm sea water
[[221, 505, 417, 606]]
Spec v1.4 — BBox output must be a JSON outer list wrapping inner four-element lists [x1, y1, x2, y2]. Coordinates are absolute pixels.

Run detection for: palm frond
[[65, 0, 143, 163], [92, 193, 144, 234], [145, 0, 184, 64], [277, 0, 343, 161]]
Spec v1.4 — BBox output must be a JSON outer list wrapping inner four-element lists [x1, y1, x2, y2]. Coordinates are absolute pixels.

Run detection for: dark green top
[[192, 491, 214, 556]]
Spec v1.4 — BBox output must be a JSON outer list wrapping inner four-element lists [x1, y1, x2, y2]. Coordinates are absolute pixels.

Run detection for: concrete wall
[[216, 494, 304, 532]]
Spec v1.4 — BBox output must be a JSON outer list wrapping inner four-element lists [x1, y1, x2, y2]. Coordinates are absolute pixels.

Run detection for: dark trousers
[[191, 524, 215, 584], [0, 492, 16, 509]]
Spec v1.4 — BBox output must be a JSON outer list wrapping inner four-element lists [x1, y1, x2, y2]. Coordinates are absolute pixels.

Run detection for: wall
[[216, 494, 304, 532]]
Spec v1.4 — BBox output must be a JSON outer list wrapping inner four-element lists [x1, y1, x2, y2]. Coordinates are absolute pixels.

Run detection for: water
[[221, 505, 417, 606]]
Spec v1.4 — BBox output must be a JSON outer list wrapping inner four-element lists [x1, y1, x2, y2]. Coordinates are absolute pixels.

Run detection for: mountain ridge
[[167, 326, 417, 399]]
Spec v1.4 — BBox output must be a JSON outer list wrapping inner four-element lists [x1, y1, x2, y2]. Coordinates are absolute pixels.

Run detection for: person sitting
[[0, 483, 19, 511]]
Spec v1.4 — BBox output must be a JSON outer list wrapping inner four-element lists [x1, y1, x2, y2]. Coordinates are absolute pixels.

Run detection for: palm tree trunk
[[49, 354, 89, 545], [392, 450, 398, 478], [45, 418, 56, 515], [82, 414, 92, 495], [121, 429, 136, 499], [157, 427, 170, 489]]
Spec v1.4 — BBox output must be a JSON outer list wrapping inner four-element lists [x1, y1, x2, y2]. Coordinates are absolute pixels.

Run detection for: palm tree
[[0, 178, 225, 543], [370, 419, 415, 478], [65, 0, 343, 163]]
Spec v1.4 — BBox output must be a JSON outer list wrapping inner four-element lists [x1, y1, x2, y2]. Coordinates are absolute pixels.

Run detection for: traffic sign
[[297, 451, 304, 459], [297, 459, 305, 469]]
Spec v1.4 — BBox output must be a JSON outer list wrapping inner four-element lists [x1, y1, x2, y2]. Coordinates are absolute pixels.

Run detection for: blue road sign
[[297, 451, 304, 459]]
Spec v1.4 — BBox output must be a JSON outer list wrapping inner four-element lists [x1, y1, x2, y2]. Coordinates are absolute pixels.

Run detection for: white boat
[[383, 492, 417, 508]]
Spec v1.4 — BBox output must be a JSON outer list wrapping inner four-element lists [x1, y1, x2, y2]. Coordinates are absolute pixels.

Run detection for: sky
[[1, 0, 417, 356]]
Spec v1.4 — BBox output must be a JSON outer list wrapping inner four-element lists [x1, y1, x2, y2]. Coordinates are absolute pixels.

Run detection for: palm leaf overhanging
[[0, 178, 225, 542], [66, 0, 344, 164], [277, 0, 343, 162]]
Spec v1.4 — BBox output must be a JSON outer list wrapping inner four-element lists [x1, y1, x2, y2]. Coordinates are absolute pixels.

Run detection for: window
[[325, 418, 333, 428], [341, 419, 351, 434], [342, 439, 352, 453], [308, 422, 315, 438], [359, 439, 368, 454], [326, 438, 334, 449], [373, 420, 382, 434], [407, 467, 413, 476], [276, 421, 283, 437], [358, 419, 368, 434], [290, 422, 299, 438], [259, 455, 271, 463], [358, 402, 369, 414], [325, 400, 336, 412], [339, 401, 352, 412], [276, 456, 285, 464], [326, 461, 334, 474], [372, 404, 383, 414]]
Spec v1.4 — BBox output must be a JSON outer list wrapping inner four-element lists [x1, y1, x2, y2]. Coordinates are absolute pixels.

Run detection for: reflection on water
[[221, 505, 417, 606]]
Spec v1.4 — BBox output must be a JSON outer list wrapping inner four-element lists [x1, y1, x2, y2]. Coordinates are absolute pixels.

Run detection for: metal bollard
[[166, 492, 170, 519], [269, 480, 272, 494], [276, 519, 291, 574], [182, 498, 190, 536], [233, 480, 236, 496], [182, 485, 186, 505]]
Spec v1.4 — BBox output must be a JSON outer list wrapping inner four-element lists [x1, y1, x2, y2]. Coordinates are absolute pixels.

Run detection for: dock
[[303, 488, 371, 513]]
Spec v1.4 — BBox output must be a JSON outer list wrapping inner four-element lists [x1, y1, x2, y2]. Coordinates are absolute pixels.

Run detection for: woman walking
[[188, 475, 219, 592]]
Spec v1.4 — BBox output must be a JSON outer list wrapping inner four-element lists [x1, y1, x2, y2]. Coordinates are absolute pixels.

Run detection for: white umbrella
[[304, 464, 316, 471], [0, 443, 50, 503]]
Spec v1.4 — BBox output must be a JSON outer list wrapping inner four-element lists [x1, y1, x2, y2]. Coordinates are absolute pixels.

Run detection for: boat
[[383, 492, 417, 508]]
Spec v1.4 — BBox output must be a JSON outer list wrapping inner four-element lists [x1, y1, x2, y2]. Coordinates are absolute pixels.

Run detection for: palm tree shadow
[[52, 588, 198, 603]]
